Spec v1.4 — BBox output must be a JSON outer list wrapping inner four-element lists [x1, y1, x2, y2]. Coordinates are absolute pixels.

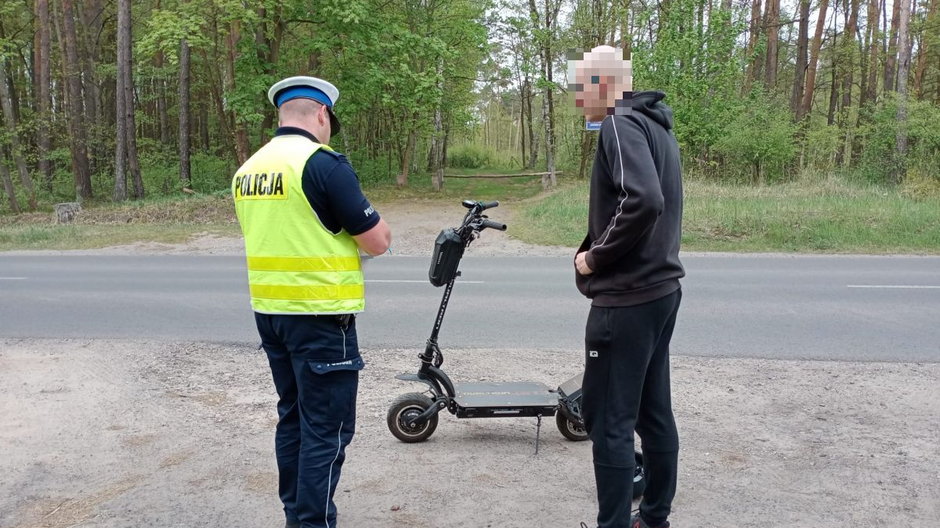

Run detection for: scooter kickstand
[[534, 414, 542, 456]]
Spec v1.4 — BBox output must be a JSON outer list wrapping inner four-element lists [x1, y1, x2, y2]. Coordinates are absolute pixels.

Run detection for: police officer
[[232, 76, 391, 528]]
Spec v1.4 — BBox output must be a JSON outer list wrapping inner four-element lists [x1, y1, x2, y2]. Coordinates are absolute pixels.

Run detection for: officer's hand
[[575, 252, 593, 275]]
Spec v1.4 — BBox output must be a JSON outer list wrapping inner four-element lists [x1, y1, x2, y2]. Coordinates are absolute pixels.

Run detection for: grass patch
[[6, 173, 937, 254], [0, 193, 240, 251], [516, 177, 940, 254], [0, 224, 239, 251], [365, 169, 545, 203], [0, 172, 543, 251]]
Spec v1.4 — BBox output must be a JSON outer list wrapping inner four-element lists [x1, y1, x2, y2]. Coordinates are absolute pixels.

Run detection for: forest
[[0, 0, 938, 214]]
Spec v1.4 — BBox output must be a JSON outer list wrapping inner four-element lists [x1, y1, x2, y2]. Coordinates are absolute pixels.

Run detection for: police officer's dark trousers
[[256, 313, 362, 528], [582, 289, 681, 528]]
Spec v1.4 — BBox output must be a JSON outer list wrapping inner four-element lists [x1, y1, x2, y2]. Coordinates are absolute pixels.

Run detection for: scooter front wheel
[[387, 393, 439, 443], [556, 412, 589, 442]]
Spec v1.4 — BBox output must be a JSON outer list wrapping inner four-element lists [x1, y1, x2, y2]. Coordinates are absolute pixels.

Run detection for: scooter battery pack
[[429, 228, 464, 287]]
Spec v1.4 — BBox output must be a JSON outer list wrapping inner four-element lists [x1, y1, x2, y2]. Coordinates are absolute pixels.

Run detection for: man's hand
[[575, 251, 593, 275]]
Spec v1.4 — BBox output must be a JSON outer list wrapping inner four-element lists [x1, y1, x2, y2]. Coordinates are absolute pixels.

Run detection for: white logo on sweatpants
[[589, 350, 599, 358]]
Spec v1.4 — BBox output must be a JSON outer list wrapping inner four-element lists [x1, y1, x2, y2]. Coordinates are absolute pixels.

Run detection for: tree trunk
[[225, 21, 250, 164], [0, 156, 20, 213], [114, 0, 129, 201], [77, 0, 104, 176], [841, 0, 860, 113], [744, 0, 764, 92], [543, 24, 558, 187], [827, 12, 840, 127], [155, 51, 170, 146], [0, 58, 38, 210], [442, 123, 450, 171], [430, 106, 444, 191], [122, 0, 143, 199], [791, 0, 811, 116], [36, 0, 53, 192], [913, 0, 938, 98], [199, 102, 210, 153], [763, 0, 781, 90], [525, 79, 538, 169], [114, 0, 143, 200], [837, 0, 860, 166], [800, 0, 830, 120], [430, 59, 445, 190], [884, 0, 902, 92], [578, 131, 596, 180], [893, 0, 912, 183], [179, 38, 191, 188], [519, 80, 527, 169], [529, 0, 560, 189], [397, 114, 417, 187], [862, 0, 882, 105], [256, 6, 285, 145], [60, 0, 93, 201], [855, 0, 882, 162]]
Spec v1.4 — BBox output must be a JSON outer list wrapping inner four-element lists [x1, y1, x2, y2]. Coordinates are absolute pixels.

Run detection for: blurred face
[[569, 47, 633, 122]]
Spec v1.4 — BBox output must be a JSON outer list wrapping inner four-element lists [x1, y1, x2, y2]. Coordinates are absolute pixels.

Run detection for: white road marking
[[847, 284, 940, 289], [0, 277, 27, 280]]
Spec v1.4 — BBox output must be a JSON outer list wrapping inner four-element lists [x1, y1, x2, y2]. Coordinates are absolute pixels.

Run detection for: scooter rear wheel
[[556, 412, 589, 441], [632, 451, 646, 500], [387, 392, 439, 443]]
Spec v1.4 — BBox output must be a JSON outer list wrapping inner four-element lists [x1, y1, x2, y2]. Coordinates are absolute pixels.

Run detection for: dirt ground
[[1, 200, 939, 527]]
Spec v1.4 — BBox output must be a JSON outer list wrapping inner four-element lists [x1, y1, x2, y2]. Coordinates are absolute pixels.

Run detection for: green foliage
[[447, 144, 494, 169], [4, 0, 940, 228], [632, 1, 746, 158], [137, 152, 234, 196], [137, 4, 209, 64], [345, 153, 398, 187], [801, 121, 844, 173], [714, 93, 798, 182], [851, 95, 940, 184]]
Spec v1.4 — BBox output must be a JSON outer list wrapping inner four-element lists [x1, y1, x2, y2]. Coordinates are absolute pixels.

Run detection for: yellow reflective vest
[[232, 134, 364, 314]]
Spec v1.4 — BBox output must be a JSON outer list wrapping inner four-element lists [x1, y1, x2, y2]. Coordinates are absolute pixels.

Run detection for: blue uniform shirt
[[274, 126, 380, 236]]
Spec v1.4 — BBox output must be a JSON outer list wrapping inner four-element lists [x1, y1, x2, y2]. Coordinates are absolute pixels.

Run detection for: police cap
[[268, 76, 342, 136]]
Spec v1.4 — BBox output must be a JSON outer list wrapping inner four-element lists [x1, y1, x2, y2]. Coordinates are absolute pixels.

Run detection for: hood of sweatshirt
[[627, 91, 673, 130]]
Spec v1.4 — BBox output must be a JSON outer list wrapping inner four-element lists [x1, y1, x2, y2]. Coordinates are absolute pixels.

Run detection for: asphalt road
[[1, 254, 938, 362]]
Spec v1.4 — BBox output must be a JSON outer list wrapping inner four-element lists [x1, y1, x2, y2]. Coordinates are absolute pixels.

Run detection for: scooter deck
[[452, 381, 558, 418]]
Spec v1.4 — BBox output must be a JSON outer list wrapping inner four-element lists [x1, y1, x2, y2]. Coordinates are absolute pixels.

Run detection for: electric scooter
[[386, 200, 644, 497]]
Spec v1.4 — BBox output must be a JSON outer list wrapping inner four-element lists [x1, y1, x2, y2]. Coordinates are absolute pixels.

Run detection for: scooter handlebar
[[481, 219, 507, 231], [462, 200, 499, 211]]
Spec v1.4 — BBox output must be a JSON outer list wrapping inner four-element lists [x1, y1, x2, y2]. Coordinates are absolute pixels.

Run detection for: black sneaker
[[630, 513, 669, 528]]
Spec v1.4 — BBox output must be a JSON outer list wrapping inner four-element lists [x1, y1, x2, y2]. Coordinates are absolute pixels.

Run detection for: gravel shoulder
[[1, 339, 937, 528], [2, 199, 938, 527]]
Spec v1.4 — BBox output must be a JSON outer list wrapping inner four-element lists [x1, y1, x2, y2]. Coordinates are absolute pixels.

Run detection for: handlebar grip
[[482, 219, 507, 231], [480, 201, 499, 210]]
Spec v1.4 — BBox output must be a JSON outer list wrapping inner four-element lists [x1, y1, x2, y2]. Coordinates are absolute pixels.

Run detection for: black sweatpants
[[582, 289, 681, 528]]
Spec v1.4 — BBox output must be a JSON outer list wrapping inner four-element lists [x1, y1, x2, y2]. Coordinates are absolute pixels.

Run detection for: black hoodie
[[575, 91, 685, 307]]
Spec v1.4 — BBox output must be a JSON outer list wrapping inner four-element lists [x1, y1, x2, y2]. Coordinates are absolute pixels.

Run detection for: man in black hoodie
[[571, 46, 685, 528]]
